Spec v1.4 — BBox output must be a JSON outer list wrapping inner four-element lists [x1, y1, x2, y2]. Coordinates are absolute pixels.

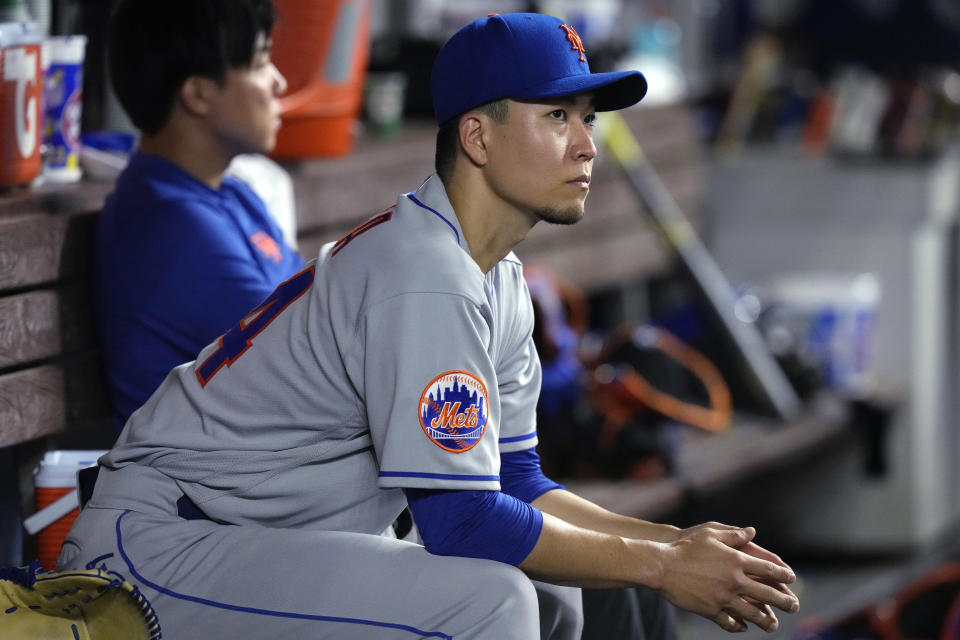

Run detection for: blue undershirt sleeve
[[499, 448, 565, 504], [404, 489, 542, 566]]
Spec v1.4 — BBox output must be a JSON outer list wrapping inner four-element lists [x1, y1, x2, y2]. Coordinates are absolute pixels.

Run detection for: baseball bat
[[600, 111, 802, 420]]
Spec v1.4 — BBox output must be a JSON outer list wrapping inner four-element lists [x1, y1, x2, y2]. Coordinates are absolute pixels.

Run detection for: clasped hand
[[659, 523, 799, 633]]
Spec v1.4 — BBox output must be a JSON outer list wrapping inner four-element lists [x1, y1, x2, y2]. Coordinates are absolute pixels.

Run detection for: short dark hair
[[108, 0, 276, 135], [435, 99, 509, 184]]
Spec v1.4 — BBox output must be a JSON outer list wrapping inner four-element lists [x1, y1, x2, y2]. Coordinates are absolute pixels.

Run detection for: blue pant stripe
[[113, 510, 452, 639]]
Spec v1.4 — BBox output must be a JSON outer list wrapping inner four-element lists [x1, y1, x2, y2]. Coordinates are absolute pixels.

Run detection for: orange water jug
[[31, 450, 106, 571], [0, 21, 42, 186], [271, 0, 371, 158]]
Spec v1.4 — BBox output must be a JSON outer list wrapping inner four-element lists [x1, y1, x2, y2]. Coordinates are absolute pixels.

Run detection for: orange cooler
[[33, 450, 105, 571], [0, 21, 42, 186], [271, 0, 371, 158]]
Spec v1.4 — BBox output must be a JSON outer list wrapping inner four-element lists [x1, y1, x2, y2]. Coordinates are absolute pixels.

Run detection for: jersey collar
[[125, 152, 231, 203], [407, 174, 526, 270], [406, 174, 468, 252]]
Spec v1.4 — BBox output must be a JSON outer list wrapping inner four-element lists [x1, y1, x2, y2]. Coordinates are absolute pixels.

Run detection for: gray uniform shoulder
[[323, 178, 486, 311]]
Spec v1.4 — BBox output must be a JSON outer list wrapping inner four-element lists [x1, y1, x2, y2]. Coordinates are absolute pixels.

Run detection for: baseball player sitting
[[60, 11, 800, 639], [94, 0, 303, 432]]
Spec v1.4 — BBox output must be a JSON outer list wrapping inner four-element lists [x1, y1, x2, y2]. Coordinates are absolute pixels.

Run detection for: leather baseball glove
[[0, 562, 160, 639]]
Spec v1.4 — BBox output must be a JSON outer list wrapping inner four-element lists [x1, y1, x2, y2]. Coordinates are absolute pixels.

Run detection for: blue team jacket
[[94, 153, 304, 432]]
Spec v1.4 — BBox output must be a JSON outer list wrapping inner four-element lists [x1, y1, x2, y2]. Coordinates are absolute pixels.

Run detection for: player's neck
[[137, 119, 232, 190], [446, 175, 536, 274]]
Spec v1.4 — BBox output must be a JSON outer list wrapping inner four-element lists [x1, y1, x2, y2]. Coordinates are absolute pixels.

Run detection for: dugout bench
[[0, 179, 115, 565], [0, 105, 852, 567]]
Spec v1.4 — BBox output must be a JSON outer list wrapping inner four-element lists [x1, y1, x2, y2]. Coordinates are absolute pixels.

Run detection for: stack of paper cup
[[41, 34, 85, 182]]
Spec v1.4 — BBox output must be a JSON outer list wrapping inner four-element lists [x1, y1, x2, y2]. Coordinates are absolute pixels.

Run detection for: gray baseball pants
[[59, 469, 581, 639]]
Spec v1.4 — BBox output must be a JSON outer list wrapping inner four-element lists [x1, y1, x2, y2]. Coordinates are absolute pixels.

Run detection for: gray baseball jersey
[[102, 172, 541, 530], [59, 175, 581, 639]]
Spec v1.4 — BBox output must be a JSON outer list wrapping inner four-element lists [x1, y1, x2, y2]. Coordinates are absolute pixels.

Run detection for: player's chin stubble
[[535, 206, 584, 225]]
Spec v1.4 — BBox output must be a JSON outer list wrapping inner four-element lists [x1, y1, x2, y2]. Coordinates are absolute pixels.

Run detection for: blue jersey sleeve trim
[[405, 489, 542, 566], [499, 431, 537, 444], [379, 471, 499, 482], [500, 448, 565, 503], [407, 193, 461, 245]]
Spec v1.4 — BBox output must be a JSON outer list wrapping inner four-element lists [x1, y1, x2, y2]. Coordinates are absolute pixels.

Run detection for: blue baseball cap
[[431, 13, 647, 126]]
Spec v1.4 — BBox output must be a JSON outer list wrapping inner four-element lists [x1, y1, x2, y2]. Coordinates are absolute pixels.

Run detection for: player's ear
[[458, 112, 488, 167], [178, 75, 218, 117]]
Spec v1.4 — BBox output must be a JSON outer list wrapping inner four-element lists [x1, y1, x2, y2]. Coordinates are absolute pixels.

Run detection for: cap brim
[[514, 70, 648, 112]]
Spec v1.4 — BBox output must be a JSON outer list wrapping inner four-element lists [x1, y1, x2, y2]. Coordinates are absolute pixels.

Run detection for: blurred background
[[2, 0, 960, 638]]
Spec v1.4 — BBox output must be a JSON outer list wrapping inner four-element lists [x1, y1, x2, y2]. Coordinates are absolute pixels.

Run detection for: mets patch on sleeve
[[419, 371, 489, 452]]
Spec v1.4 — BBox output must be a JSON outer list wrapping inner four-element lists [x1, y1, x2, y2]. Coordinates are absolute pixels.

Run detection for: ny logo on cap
[[559, 24, 586, 62]]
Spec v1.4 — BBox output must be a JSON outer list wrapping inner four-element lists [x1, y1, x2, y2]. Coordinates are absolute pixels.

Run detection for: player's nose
[[272, 63, 287, 96], [571, 121, 597, 162]]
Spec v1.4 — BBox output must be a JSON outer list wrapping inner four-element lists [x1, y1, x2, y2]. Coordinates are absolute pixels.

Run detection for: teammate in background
[[61, 13, 799, 639], [95, 0, 303, 431]]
